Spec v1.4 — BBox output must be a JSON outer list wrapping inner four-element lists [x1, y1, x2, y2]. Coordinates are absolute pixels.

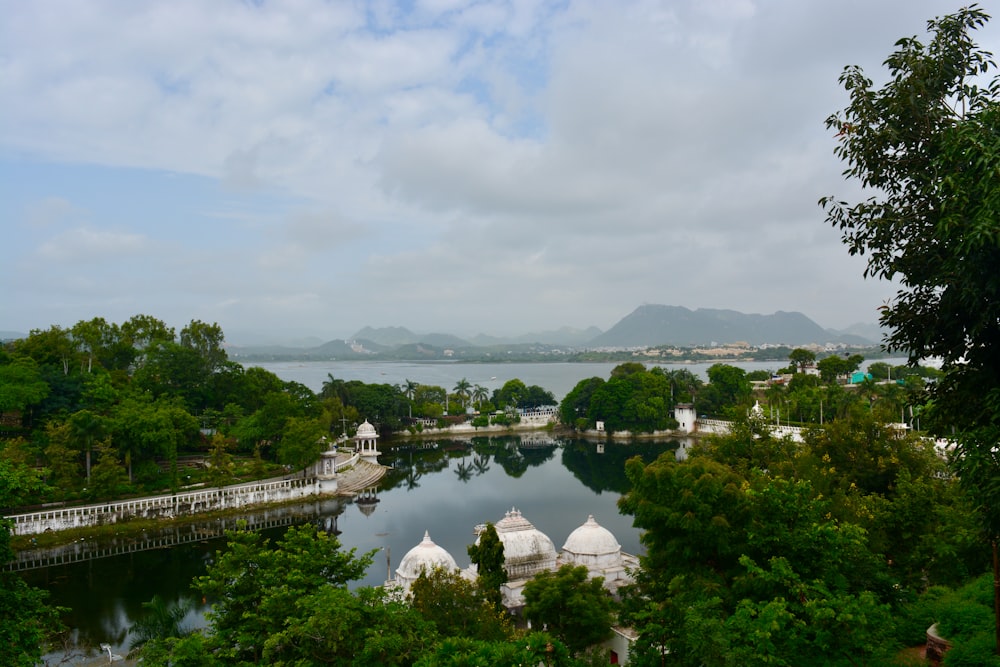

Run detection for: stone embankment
[[6, 458, 387, 537]]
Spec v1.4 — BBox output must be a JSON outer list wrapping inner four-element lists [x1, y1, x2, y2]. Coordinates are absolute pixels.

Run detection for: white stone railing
[[692, 418, 805, 442], [6, 476, 337, 536]]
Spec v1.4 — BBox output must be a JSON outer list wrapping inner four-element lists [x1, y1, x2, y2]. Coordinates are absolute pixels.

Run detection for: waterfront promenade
[[6, 452, 387, 537]]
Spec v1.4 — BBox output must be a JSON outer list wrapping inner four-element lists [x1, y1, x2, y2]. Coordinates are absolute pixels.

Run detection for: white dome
[[563, 515, 621, 556], [356, 420, 377, 437], [490, 508, 557, 579], [396, 531, 458, 583]]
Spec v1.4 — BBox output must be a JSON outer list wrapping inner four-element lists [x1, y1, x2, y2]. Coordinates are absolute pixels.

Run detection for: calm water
[[23, 356, 902, 659], [246, 359, 807, 401], [21, 435, 675, 658]]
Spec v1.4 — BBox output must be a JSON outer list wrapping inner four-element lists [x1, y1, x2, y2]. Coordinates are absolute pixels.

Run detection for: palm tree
[[321, 374, 347, 402], [472, 384, 489, 412], [454, 459, 474, 482], [453, 378, 472, 410], [473, 453, 491, 476], [403, 379, 418, 419], [129, 594, 193, 650]]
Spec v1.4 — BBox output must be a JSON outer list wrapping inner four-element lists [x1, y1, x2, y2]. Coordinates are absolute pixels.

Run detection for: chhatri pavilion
[[387, 507, 638, 609]]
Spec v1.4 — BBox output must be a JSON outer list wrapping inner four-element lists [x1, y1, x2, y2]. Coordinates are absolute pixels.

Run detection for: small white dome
[[356, 420, 377, 437], [562, 515, 621, 556], [396, 531, 458, 582]]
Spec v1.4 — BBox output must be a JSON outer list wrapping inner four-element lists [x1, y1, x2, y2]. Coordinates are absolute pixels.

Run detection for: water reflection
[[21, 434, 678, 657]]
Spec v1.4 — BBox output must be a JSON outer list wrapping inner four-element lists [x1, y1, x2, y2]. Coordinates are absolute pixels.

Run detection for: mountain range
[[225, 305, 879, 358]]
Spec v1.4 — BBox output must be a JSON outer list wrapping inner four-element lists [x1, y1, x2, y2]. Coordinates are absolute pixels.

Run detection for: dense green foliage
[[560, 364, 695, 433], [1, 315, 563, 508], [523, 564, 616, 654], [0, 460, 65, 665], [139, 524, 588, 667], [617, 417, 981, 666], [822, 5, 1000, 655]]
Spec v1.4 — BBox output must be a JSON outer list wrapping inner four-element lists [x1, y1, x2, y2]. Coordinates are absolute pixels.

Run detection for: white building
[[385, 508, 639, 662], [392, 531, 460, 592]]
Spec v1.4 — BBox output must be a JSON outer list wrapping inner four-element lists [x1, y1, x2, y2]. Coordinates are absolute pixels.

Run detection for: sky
[[3, 1, 996, 344]]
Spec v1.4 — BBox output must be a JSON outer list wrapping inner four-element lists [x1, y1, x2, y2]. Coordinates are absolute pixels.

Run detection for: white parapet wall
[[690, 418, 806, 442], [7, 475, 341, 536]]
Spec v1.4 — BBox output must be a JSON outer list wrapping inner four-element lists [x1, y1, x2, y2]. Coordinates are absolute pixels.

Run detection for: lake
[[21, 435, 677, 659], [243, 358, 852, 401], [22, 355, 904, 660]]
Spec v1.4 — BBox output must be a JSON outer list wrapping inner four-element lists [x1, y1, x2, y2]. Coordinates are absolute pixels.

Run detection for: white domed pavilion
[[558, 514, 638, 595], [354, 419, 380, 462], [392, 531, 459, 594], [491, 507, 558, 580]]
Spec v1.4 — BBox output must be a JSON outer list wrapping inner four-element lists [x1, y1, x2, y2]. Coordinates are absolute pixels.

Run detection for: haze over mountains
[[2, 305, 883, 355], [226, 305, 881, 357]]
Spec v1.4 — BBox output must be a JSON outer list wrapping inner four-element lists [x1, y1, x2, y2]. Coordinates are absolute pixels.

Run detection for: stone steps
[[336, 460, 387, 496]]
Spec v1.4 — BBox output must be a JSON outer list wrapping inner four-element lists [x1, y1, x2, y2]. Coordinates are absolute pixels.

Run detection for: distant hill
[[226, 306, 877, 360], [351, 326, 471, 349], [588, 305, 870, 347], [830, 322, 886, 345], [471, 326, 604, 347]]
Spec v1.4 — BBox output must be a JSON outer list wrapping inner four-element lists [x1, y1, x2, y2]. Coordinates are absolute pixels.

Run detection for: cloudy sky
[[3, 1, 995, 343]]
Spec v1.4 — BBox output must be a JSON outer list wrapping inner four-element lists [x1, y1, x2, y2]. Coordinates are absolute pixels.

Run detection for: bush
[[942, 632, 1000, 667], [935, 575, 995, 639], [893, 586, 951, 646]]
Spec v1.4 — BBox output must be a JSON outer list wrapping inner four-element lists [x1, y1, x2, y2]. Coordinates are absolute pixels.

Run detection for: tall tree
[[409, 567, 512, 641], [192, 524, 372, 664], [821, 5, 1000, 652], [453, 378, 472, 410], [68, 408, 105, 482], [467, 522, 507, 611], [523, 564, 616, 655], [0, 460, 64, 665], [788, 348, 816, 373]]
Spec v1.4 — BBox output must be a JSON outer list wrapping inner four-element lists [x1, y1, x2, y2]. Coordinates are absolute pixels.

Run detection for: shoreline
[[7, 424, 694, 552]]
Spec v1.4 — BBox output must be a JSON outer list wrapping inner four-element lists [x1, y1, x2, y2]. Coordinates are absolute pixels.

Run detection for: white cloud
[[2, 0, 992, 337], [35, 227, 153, 263]]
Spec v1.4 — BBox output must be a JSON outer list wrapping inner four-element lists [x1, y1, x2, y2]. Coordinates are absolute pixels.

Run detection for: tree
[[821, 5, 1000, 652], [471, 384, 489, 412], [68, 408, 105, 482], [276, 415, 328, 476], [0, 355, 50, 416], [523, 564, 616, 655], [409, 567, 512, 641], [129, 594, 194, 650], [696, 363, 751, 418], [467, 522, 508, 610], [403, 379, 418, 418], [494, 379, 527, 410], [788, 348, 816, 373], [453, 378, 472, 410], [88, 441, 129, 499], [179, 319, 227, 374], [191, 524, 372, 664], [816, 354, 863, 384], [119, 313, 175, 371], [205, 433, 235, 488], [0, 460, 64, 665], [618, 452, 896, 665], [414, 632, 574, 667]]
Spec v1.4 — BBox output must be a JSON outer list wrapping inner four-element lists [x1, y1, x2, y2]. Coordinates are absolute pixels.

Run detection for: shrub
[[942, 632, 1000, 667]]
